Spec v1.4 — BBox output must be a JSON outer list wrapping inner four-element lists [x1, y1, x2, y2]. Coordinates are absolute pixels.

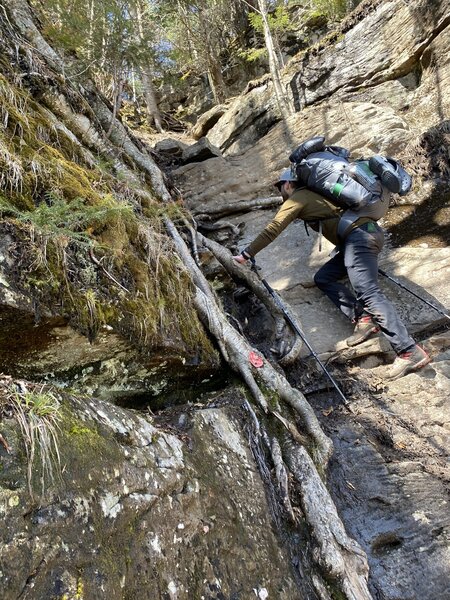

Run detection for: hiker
[[233, 168, 430, 380]]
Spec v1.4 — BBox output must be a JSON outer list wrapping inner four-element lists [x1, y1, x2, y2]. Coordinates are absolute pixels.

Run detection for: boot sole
[[387, 355, 431, 381], [346, 327, 380, 347]]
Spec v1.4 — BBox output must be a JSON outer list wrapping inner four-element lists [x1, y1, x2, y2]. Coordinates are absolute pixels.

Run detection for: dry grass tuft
[[8, 383, 62, 500]]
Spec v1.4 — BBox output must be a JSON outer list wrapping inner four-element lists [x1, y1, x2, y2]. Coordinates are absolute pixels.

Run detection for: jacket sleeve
[[245, 196, 305, 257]]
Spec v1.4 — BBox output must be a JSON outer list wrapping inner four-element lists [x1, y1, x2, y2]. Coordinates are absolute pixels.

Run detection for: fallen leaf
[[322, 407, 334, 416]]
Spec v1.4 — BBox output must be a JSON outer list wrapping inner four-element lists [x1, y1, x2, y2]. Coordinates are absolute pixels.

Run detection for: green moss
[[69, 424, 94, 437], [63, 411, 102, 444], [76, 578, 84, 599], [59, 404, 122, 491], [0, 69, 213, 360]]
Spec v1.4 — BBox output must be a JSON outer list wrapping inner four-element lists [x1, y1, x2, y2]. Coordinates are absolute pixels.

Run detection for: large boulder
[[174, 100, 414, 213], [190, 103, 229, 140], [181, 137, 222, 164], [154, 137, 189, 158], [206, 78, 279, 155], [0, 382, 301, 600]]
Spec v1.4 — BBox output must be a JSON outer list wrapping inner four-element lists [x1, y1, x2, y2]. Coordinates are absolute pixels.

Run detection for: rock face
[[1, 1, 449, 599], [204, 0, 450, 158], [0, 383, 300, 600], [0, 0, 222, 405], [323, 345, 450, 600], [190, 103, 229, 140], [0, 306, 218, 400], [0, 234, 219, 400], [206, 77, 279, 155]]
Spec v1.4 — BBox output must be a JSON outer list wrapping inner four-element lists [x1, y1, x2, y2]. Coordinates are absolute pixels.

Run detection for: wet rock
[[320, 347, 450, 599], [0, 304, 218, 400]]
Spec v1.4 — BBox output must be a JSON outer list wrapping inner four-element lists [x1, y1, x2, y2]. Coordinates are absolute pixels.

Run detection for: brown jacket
[[245, 188, 342, 257]]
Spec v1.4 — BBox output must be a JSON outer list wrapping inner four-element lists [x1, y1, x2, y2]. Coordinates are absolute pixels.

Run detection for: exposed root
[[167, 218, 332, 465], [270, 436, 296, 523], [320, 336, 392, 364], [167, 219, 375, 599], [0, 432, 11, 453], [198, 233, 303, 365], [285, 444, 372, 600], [196, 219, 241, 236], [194, 195, 282, 219]]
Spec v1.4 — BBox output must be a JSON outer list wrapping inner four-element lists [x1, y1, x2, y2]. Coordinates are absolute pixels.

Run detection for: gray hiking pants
[[314, 222, 415, 354]]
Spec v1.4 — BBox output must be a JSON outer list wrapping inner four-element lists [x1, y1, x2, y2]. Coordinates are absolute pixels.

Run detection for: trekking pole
[[250, 259, 351, 409], [378, 268, 450, 321]]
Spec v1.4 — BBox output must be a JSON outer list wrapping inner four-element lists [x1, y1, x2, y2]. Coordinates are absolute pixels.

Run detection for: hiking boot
[[386, 345, 431, 380], [346, 315, 379, 347]]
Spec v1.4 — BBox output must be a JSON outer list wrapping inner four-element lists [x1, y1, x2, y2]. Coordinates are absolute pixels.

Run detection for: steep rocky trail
[[219, 200, 450, 599], [167, 0, 450, 592], [166, 128, 450, 596], [163, 136, 450, 595], [1, 0, 449, 597]]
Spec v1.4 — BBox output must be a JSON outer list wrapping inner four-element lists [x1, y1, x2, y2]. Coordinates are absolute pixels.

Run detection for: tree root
[[89, 249, 130, 293], [167, 219, 375, 599], [270, 437, 296, 523], [41, 92, 155, 204], [196, 218, 241, 237], [167, 219, 332, 465], [198, 233, 303, 366], [7, 4, 371, 591], [321, 337, 393, 364], [285, 444, 372, 600], [193, 195, 282, 219]]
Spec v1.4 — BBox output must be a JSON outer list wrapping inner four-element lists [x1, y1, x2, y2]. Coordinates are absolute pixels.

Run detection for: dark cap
[[275, 167, 298, 190]]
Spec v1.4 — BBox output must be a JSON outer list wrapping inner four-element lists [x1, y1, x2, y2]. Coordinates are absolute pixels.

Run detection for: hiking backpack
[[288, 136, 412, 238]]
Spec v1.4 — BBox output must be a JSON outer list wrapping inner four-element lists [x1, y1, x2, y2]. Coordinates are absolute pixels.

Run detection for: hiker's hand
[[233, 254, 247, 264]]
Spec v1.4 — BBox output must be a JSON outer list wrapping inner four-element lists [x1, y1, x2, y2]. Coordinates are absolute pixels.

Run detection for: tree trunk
[[87, 0, 95, 60], [199, 9, 226, 105], [6, 0, 64, 73], [140, 69, 165, 133], [207, 65, 226, 105], [257, 0, 293, 118], [132, 0, 165, 133]]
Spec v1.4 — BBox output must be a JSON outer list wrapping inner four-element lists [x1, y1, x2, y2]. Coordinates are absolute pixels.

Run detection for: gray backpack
[[289, 136, 412, 238]]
